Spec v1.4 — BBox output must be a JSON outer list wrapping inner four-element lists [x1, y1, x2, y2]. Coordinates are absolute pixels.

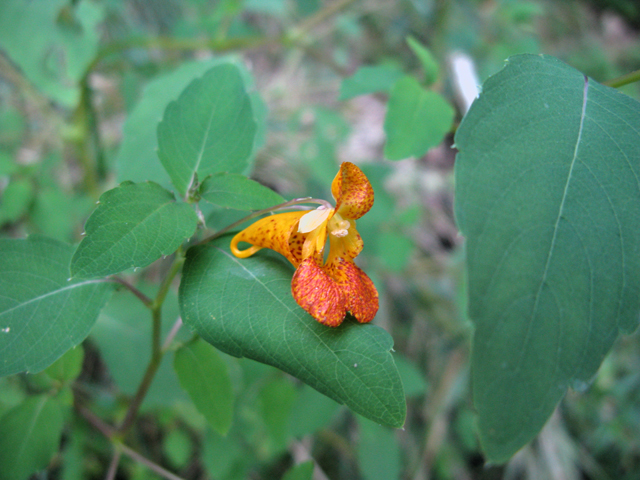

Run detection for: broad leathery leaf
[[199, 173, 285, 210], [71, 181, 198, 279], [0, 236, 115, 377], [454, 54, 640, 462], [174, 338, 234, 435], [0, 395, 64, 480], [116, 57, 263, 188], [0, 0, 102, 107], [383, 76, 454, 161], [157, 63, 257, 196], [179, 240, 406, 428]]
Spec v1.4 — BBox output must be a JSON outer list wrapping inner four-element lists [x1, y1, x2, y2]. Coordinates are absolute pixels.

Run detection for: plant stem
[[120, 444, 186, 480], [197, 197, 331, 245], [162, 317, 183, 352], [603, 69, 640, 88], [109, 277, 153, 307], [105, 448, 122, 480], [117, 249, 185, 435]]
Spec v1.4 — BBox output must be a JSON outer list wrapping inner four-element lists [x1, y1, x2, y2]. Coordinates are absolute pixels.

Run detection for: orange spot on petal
[[332, 162, 374, 220]]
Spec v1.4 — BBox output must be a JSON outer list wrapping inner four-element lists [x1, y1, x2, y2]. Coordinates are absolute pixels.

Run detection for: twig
[[108, 277, 153, 308], [162, 317, 183, 352], [76, 403, 116, 438], [105, 448, 122, 480], [120, 444, 186, 480]]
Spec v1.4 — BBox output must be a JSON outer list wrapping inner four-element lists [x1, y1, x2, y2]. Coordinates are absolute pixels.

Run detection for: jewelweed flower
[[230, 162, 378, 327]]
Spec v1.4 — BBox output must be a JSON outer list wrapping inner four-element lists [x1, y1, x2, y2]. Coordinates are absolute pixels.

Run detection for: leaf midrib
[[519, 75, 590, 371]]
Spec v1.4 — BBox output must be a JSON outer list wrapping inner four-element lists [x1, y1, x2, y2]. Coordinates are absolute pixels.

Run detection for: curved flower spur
[[230, 162, 378, 327]]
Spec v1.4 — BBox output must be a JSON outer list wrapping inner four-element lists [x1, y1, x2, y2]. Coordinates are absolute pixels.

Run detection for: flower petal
[[291, 257, 347, 327], [230, 211, 307, 266], [326, 258, 378, 323], [331, 162, 374, 220], [298, 206, 333, 233], [326, 222, 363, 265]]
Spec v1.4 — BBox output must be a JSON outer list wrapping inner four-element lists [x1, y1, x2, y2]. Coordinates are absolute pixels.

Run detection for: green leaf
[[199, 173, 285, 210], [454, 54, 640, 462], [282, 461, 314, 480], [44, 345, 84, 384], [339, 65, 404, 101], [0, 0, 102, 107], [0, 395, 64, 480], [91, 287, 187, 407], [259, 377, 298, 449], [71, 181, 198, 279], [157, 63, 257, 196], [0, 236, 115, 377], [179, 240, 406, 428], [406, 36, 440, 86], [0, 178, 34, 224], [163, 429, 193, 469], [357, 416, 401, 480], [174, 338, 234, 435], [288, 385, 341, 438], [384, 76, 454, 161]]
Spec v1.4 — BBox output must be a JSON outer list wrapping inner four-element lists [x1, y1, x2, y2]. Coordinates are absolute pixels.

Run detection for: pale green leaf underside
[[454, 54, 640, 462], [174, 339, 234, 435], [157, 63, 257, 196], [199, 173, 285, 210], [0, 395, 63, 480], [0, 236, 114, 377], [179, 241, 406, 428], [384, 76, 454, 161], [339, 65, 404, 101], [71, 181, 198, 279]]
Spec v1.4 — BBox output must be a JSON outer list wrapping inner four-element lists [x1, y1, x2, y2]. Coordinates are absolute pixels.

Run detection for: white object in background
[[448, 51, 480, 114]]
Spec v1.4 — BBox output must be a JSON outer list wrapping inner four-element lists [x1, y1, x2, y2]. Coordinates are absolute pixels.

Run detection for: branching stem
[[604, 69, 640, 88]]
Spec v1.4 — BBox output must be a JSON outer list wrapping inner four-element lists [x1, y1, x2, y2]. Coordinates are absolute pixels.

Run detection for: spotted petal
[[326, 259, 378, 324], [331, 162, 374, 220], [291, 257, 347, 327], [230, 211, 307, 265]]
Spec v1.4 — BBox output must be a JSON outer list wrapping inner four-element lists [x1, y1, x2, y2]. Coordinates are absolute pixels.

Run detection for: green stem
[[119, 444, 186, 480], [117, 249, 185, 435], [197, 197, 331, 245], [110, 277, 153, 308], [603, 69, 640, 88]]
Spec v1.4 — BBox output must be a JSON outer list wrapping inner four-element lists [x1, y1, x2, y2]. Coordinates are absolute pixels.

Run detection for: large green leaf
[[454, 54, 640, 462], [199, 173, 285, 210], [71, 181, 198, 279], [0, 395, 64, 480], [116, 58, 266, 188], [0, 0, 102, 107], [384, 76, 454, 161], [0, 236, 115, 377], [174, 338, 234, 435], [179, 240, 406, 428], [157, 63, 257, 196]]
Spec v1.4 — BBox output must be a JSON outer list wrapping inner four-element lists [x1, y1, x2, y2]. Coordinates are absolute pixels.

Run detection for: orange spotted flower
[[230, 162, 378, 327]]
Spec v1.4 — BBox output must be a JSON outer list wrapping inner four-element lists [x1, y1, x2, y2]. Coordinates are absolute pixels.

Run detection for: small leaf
[[339, 65, 404, 101], [282, 461, 314, 480], [406, 36, 440, 86], [44, 345, 84, 384], [384, 76, 454, 161], [157, 63, 257, 196], [179, 240, 406, 428], [174, 338, 234, 435], [0, 178, 34, 224], [455, 54, 640, 462], [199, 173, 285, 210], [0, 236, 115, 377], [0, 395, 64, 480], [71, 181, 198, 279]]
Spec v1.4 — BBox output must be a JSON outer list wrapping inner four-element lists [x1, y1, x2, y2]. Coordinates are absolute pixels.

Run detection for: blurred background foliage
[[1, 0, 640, 479]]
